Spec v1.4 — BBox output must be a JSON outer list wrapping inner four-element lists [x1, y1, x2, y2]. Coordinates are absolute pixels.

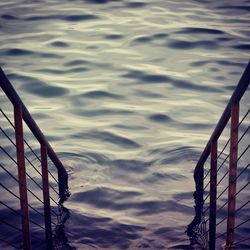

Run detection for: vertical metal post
[[14, 105, 31, 250], [196, 163, 204, 224], [226, 102, 239, 248], [41, 144, 53, 249], [209, 140, 217, 250], [196, 164, 204, 206], [194, 163, 204, 225]]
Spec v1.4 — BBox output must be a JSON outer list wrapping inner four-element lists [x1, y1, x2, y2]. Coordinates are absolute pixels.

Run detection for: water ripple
[[1, 0, 249, 248], [148, 114, 173, 123], [175, 27, 225, 35], [37, 67, 89, 75], [122, 70, 170, 83], [147, 172, 187, 182], [125, 2, 147, 8], [64, 59, 90, 67], [112, 159, 153, 173], [71, 187, 142, 204], [70, 187, 193, 216], [167, 39, 218, 50], [104, 34, 124, 40], [1, 14, 18, 20], [73, 131, 141, 149], [73, 108, 134, 117], [63, 211, 144, 249], [122, 70, 221, 92], [218, 5, 250, 12], [50, 41, 69, 47], [2, 48, 33, 56], [149, 146, 200, 164], [64, 59, 113, 69], [132, 33, 169, 44], [80, 90, 123, 99], [2, 48, 63, 58], [23, 80, 69, 97], [233, 44, 250, 50], [190, 60, 246, 68], [84, 0, 110, 4], [25, 14, 99, 22]]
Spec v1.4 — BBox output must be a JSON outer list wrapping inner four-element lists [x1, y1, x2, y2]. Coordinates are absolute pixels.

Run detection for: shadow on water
[[186, 190, 205, 249], [0, 205, 74, 249], [63, 209, 147, 249], [54, 205, 76, 250], [121, 69, 222, 93], [61, 206, 196, 249]]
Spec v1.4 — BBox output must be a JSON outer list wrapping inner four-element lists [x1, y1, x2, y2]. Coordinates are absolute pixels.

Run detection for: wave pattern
[[0, 0, 249, 249]]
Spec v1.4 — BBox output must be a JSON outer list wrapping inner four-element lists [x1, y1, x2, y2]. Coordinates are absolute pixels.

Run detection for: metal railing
[[187, 61, 250, 249], [0, 67, 70, 249]]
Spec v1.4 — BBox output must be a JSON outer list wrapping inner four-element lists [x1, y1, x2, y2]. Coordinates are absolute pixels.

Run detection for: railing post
[[41, 144, 53, 250], [14, 105, 31, 250], [226, 102, 239, 249], [195, 163, 204, 220], [209, 140, 217, 250]]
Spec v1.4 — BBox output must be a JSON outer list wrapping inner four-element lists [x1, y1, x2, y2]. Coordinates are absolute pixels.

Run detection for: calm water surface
[[0, 0, 250, 249]]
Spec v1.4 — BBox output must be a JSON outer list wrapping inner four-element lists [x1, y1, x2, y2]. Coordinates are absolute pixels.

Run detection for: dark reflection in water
[[25, 14, 99, 22], [54, 206, 75, 250]]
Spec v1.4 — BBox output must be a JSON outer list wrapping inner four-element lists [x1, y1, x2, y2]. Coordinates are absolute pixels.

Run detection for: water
[[0, 0, 250, 249]]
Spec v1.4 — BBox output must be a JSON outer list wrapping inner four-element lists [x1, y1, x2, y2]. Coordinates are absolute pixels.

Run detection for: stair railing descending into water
[[0, 67, 69, 249], [187, 61, 250, 249]]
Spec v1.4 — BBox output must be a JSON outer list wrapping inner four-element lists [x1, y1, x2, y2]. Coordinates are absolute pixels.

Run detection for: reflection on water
[[0, 0, 249, 248]]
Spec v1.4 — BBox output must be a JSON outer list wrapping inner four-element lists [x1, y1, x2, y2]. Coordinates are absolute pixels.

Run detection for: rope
[[203, 169, 210, 180], [238, 108, 250, 127], [215, 231, 226, 239], [217, 169, 229, 186], [235, 144, 250, 163], [0, 146, 18, 165], [236, 125, 250, 146], [29, 219, 46, 231], [217, 153, 230, 173], [216, 216, 227, 227], [235, 200, 250, 214], [28, 204, 44, 218], [234, 163, 250, 184], [0, 127, 16, 146], [0, 183, 20, 200], [0, 200, 22, 217], [50, 196, 59, 206], [234, 181, 250, 198], [0, 126, 59, 194], [233, 236, 250, 246], [27, 188, 44, 205], [0, 163, 19, 183], [217, 137, 230, 161], [0, 108, 15, 128], [216, 200, 228, 214], [233, 218, 250, 230], [216, 185, 228, 201]]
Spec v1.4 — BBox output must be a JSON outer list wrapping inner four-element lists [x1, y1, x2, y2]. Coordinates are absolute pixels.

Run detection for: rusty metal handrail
[[0, 67, 69, 202], [0, 67, 69, 249], [188, 60, 250, 249], [194, 61, 250, 174]]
